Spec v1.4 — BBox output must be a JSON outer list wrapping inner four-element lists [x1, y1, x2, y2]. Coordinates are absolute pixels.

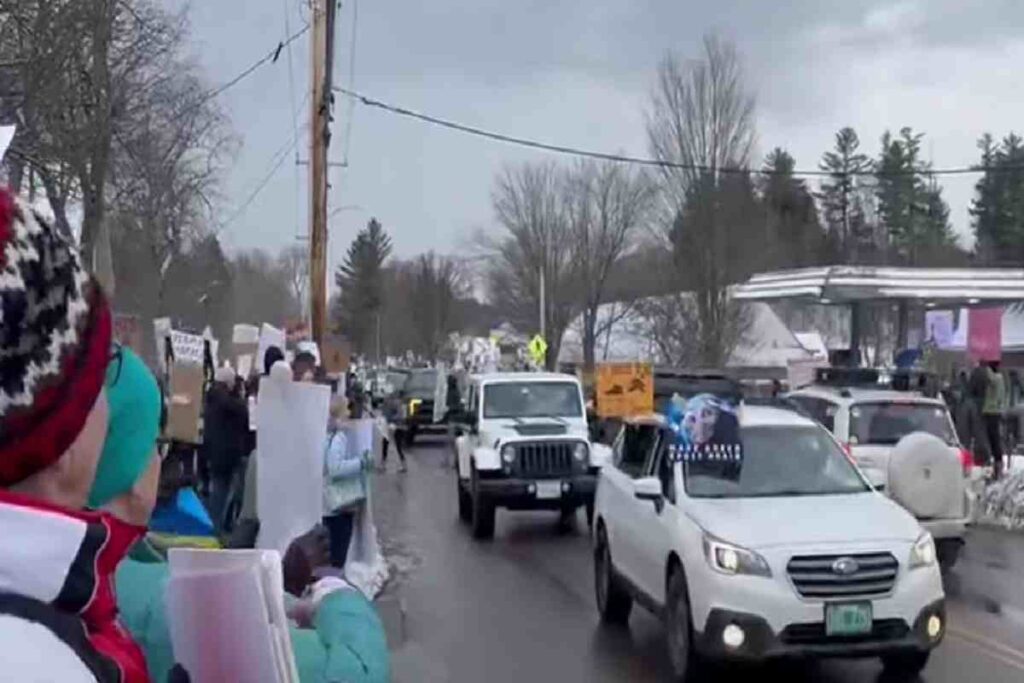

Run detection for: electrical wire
[[341, 0, 359, 165], [335, 86, 1022, 178], [218, 122, 310, 234]]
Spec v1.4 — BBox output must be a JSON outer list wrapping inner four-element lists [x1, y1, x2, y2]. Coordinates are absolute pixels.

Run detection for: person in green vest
[[91, 346, 389, 682]]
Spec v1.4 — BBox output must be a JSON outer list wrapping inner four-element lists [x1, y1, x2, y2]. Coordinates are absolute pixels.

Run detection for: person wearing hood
[[0, 190, 152, 682], [202, 365, 249, 532]]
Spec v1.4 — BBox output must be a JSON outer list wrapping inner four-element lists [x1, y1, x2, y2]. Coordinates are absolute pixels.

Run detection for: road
[[373, 435, 1024, 682]]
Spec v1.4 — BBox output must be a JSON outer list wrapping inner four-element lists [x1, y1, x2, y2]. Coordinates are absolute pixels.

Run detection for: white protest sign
[[339, 419, 389, 598], [167, 548, 298, 683], [256, 323, 287, 376], [256, 368, 329, 554], [0, 125, 15, 163]]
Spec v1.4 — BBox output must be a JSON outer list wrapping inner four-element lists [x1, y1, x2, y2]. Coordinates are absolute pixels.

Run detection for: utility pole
[[308, 0, 337, 347], [539, 267, 546, 342]]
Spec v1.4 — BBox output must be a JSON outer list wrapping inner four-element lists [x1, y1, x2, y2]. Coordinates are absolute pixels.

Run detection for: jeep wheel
[[666, 567, 699, 681], [881, 651, 930, 679], [470, 465, 495, 540], [457, 474, 472, 524], [594, 526, 632, 624]]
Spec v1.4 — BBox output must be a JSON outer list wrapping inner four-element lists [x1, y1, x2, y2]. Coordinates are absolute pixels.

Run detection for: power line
[[341, 0, 359, 165], [174, 24, 310, 125], [334, 86, 1022, 178], [219, 122, 309, 233]]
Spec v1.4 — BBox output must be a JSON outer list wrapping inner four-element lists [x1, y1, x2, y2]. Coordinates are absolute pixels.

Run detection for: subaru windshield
[[684, 425, 870, 498], [483, 382, 583, 419]]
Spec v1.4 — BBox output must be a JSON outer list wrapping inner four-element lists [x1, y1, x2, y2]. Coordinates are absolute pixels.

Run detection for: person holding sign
[[323, 398, 369, 568]]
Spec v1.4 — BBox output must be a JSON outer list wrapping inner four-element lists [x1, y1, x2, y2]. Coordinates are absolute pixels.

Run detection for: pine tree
[[333, 218, 393, 353], [875, 128, 957, 265], [971, 132, 1024, 264], [759, 147, 823, 267], [818, 127, 873, 262]]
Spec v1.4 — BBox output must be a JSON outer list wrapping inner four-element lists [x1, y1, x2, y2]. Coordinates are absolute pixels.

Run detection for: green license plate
[[824, 602, 873, 636]]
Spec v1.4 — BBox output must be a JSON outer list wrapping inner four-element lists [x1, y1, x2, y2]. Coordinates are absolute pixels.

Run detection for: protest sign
[[256, 323, 287, 375], [968, 307, 1003, 362], [256, 369, 329, 554], [596, 362, 654, 418], [339, 419, 389, 598], [166, 362, 204, 443], [167, 548, 298, 683]]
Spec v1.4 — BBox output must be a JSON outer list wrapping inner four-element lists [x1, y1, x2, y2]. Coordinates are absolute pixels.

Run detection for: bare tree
[[645, 34, 760, 367], [278, 244, 310, 319], [406, 253, 467, 361], [564, 159, 653, 372], [486, 162, 576, 369]]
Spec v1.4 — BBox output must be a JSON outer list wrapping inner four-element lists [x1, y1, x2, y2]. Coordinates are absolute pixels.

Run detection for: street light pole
[[539, 267, 546, 342]]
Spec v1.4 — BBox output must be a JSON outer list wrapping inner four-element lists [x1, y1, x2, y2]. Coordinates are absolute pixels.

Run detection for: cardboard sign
[[321, 338, 350, 375], [167, 362, 204, 444], [596, 362, 653, 418]]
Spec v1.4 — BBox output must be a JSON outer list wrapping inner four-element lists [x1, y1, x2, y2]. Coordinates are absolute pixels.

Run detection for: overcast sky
[[173, 0, 1024, 281]]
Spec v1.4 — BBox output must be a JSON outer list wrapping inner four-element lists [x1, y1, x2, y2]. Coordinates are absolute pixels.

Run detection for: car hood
[[481, 420, 588, 446], [686, 492, 921, 550]]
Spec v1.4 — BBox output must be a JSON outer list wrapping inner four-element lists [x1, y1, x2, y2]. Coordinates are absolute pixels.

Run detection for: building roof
[[735, 266, 1024, 305]]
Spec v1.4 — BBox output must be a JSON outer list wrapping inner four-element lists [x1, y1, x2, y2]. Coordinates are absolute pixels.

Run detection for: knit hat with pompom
[[0, 188, 112, 485]]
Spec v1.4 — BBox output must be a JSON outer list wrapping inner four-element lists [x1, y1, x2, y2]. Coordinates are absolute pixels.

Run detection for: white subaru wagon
[[592, 403, 945, 681]]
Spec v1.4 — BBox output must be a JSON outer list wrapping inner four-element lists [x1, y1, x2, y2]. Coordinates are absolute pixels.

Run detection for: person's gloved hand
[[282, 525, 330, 597]]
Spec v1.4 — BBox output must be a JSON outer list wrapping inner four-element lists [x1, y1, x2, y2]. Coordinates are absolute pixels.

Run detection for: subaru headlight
[[702, 533, 771, 577], [501, 445, 516, 464], [573, 442, 589, 463], [909, 532, 936, 569]]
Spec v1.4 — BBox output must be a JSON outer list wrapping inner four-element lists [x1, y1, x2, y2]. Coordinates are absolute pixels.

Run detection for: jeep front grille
[[787, 553, 898, 598], [512, 442, 575, 478]]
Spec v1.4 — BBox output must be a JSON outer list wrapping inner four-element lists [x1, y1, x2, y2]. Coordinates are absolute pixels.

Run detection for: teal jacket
[[115, 558, 390, 683]]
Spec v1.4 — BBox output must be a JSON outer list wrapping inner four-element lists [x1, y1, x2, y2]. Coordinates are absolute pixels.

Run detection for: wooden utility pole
[[308, 0, 335, 346]]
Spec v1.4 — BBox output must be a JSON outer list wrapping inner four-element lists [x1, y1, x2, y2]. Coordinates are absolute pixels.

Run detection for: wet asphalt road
[[373, 435, 1024, 683]]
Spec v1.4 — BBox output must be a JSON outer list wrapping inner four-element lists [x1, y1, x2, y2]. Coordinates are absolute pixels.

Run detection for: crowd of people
[[0, 188, 388, 682], [946, 360, 1023, 480]]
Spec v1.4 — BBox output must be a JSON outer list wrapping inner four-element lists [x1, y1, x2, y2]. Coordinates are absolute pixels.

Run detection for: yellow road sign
[[528, 335, 548, 364]]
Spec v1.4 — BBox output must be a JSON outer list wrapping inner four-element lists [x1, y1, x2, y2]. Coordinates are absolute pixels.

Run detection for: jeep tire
[[594, 526, 632, 624], [470, 464, 495, 540], [457, 474, 472, 524]]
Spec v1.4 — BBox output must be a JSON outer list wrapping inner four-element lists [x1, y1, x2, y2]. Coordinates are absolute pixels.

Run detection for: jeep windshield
[[403, 370, 437, 397], [849, 401, 957, 446], [483, 382, 583, 419], [684, 425, 869, 498]]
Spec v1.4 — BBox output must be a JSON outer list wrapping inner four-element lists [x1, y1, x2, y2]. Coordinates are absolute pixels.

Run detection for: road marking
[[948, 626, 1024, 671]]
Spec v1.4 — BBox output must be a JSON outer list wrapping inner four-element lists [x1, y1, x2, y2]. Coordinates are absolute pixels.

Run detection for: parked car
[[593, 405, 945, 681], [788, 380, 972, 568], [452, 372, 610, 539]]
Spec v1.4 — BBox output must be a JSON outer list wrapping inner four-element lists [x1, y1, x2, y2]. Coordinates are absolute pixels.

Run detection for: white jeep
[[451, 373, 608, 540]]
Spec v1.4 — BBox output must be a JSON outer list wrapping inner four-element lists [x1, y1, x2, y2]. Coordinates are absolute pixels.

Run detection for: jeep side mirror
[[634, 477, 664, 512]]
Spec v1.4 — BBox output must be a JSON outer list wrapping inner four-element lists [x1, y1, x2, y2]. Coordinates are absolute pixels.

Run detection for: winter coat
[[0, 489, 151, 683], [115, 558, 390, 683], [323, 429, 366, 515], [202, 382, 249, 477]]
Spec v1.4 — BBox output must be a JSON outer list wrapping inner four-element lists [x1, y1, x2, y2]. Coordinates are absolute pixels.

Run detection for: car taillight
[[958, 448, 973, 476]]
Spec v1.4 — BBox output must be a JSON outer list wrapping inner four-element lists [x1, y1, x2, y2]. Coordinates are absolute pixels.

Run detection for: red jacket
[[0, 489, 151, 683]]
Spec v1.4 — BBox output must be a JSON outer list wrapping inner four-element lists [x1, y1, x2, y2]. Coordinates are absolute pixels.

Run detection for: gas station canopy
[[733, 266, 1024, 306]]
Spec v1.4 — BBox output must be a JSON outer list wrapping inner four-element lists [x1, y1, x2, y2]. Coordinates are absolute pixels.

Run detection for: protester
[[379, 392, 408, 473], [983, 360, 1008, 479], [201, 365, 249, 533], [323, 397, 369, 568], [0, 190, 151, 682], [293, 351, 317, 383]]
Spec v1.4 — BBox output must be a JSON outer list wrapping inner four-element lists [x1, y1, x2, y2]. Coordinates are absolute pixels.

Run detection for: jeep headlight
[[501, 445, 516, 464], [702, 533, 771, 578], [573, 442, 588, 463], [909, 532, 936, 569]]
